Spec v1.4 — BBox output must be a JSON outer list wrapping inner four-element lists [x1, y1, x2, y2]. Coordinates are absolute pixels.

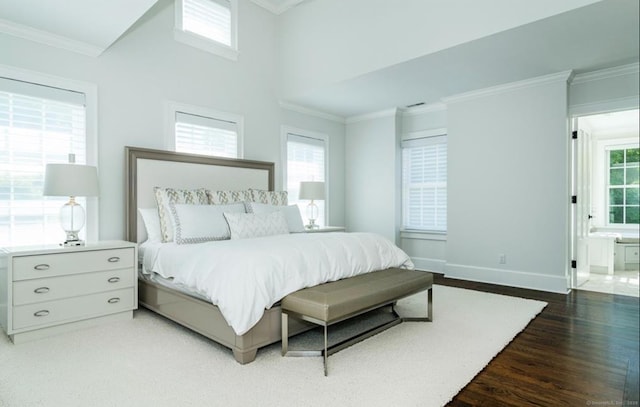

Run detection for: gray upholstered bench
[[281, 268, 433, 375]]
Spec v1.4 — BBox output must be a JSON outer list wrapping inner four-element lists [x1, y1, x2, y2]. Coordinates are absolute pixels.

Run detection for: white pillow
[[138, 208, 162, 243], [223, 211, 290, 240], [245, 202, 306, 233], [170, 203, 246, 244], [153, 187, 209, 242]]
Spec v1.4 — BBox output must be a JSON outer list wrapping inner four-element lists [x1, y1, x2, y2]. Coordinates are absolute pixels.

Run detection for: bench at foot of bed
[[280, 268, 433, 376]]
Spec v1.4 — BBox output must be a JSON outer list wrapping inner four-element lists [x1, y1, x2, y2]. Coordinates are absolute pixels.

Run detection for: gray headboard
[[125, 146, 274, 243]]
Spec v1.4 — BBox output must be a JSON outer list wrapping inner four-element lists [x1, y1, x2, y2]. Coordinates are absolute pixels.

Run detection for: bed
[[125, 146, 413, 364]]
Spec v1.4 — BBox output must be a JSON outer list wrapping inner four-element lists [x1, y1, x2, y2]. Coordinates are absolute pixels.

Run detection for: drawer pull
[[34, 264, 50, 271], [108, 297, 120, 304], [34, 310, 50, 317], [108, 277, 120, 283], [34, 287, 50, 294], [107, 257, 120, 263]]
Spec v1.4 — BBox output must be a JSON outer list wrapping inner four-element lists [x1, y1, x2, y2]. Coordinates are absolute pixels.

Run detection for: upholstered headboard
[[125, 146, 274, 243]]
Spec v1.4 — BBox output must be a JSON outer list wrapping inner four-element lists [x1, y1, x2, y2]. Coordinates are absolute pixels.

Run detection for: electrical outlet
[[499, 254, 506, 264]]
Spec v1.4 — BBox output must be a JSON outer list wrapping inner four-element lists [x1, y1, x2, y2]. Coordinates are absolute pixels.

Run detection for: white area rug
[[0, 285, 546, 407]]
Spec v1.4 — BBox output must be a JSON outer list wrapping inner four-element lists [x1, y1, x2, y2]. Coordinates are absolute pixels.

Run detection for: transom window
[[175, 0, 238, 60], [607, 146, 639, 225]]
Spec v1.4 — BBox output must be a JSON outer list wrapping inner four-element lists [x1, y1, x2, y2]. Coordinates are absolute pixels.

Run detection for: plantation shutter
[[183, 0, 231, 46], [402, 135, 447, 231], [0, 77, 87, 247], [175, 111, 238, 158]]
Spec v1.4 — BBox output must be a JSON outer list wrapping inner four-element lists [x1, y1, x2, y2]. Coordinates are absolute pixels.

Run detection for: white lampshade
[[44, 164, 99, 197], [299, 181, 325, 200]]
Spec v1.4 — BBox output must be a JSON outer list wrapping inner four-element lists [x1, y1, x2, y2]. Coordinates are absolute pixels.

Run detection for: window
[[168, 102, 242, 159], [0, 76, 91, 247], [607, 146, 639, 225], [285, 131, 327, 227], [401, 135, 447, 232], [175, 0, 238, 61]]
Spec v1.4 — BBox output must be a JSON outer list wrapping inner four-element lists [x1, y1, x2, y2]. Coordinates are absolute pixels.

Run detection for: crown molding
[[250, 0, 304, 15], [571, 62, 639, 85], [346, 108, 398, 124], [443, 70, 573, 105], [279, 101, 345, 123], [0, 18, 102, 57]]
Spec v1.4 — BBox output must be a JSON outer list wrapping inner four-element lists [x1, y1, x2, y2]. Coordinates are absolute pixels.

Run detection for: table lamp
[[299, 181, 325, 229], [44, 161, 99, 246]]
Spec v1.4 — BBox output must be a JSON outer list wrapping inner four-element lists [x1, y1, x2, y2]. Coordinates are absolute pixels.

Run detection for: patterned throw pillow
[[153, 187, 208, 242], [245, 202, 305, 233], [208, 190, 253, 205], [250, 189, 288, 206], [223, 211, 289, 239]]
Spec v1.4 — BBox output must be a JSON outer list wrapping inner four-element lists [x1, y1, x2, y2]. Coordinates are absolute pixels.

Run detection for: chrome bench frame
[[281, 284, 433, 376]]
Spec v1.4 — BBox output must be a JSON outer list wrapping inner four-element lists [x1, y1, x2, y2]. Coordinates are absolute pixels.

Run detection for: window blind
[[175, 111, 238, 158], [0, 77, 87, 247], [183, 0, 231, 46], [287, 133, 326, 227], [402, 135, 447, 231]]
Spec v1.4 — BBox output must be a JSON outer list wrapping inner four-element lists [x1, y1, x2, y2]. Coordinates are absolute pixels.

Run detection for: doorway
[[572, 108, 639, 297]]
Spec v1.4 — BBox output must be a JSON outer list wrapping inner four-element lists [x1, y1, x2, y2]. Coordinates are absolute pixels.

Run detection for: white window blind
[[0, 77, 87, 247], [402, 135, 447, 232], [183, 0, 231, 47], [287, 133, 326, 227], [175, 111, 238, 158]]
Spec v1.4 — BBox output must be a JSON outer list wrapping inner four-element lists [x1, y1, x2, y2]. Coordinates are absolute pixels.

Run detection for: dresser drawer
[[13, 268, 134, 306], [12, 287, 134, 331], [12, 248, 135, 281], [625, 246, 639, 263]]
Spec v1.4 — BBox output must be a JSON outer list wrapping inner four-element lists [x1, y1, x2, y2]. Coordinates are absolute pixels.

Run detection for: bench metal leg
[[396, 286, 433, 322], [323, 325, 328, 376], [281, 312, 288, 356]]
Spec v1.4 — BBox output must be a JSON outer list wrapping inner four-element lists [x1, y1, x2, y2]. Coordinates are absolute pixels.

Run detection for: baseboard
[[411, 257, 446, 273], [444, 263, 569, 294]]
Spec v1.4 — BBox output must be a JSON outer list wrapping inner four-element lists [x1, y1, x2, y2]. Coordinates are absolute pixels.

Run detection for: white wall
[[278, 0, 599, 99], [0, 0, 346, 239], [345, 111, 400, 241], [445, 75, 571, 293]]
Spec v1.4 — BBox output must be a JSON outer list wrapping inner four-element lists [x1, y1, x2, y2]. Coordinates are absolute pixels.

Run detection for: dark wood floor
[[433, 275, 640, 407]]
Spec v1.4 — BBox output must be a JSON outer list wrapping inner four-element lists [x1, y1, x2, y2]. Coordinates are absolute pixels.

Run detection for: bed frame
[[125, 146, 312, 364]]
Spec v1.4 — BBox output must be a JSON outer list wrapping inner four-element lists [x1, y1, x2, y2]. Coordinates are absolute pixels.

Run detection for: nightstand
[[0, 240, 137, 343], [305, 226, 346, 233]]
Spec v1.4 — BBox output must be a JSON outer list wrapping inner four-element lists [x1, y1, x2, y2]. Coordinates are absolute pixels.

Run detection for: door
[[573, 122, 593, 288]]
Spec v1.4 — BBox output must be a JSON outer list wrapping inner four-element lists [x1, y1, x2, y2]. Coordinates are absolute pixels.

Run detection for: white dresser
[[0, 240, 137, 343]]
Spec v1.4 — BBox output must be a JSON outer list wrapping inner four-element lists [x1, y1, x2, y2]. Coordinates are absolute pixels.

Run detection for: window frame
[[605, 143, 639, 226], [281, 126, 329, 227], [0, 64, 98, 246], [401, 129, 447, 234], [174, 0, 239, 61], [166, 101, 243, 159]]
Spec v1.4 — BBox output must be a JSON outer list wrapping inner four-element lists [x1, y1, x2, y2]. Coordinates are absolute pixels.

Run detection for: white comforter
[[143, 232, 413, 335]]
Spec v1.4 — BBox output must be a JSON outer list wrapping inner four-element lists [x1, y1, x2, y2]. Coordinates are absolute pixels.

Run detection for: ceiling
[[286, 0, 639, 118], [0, 0, 637, 119]]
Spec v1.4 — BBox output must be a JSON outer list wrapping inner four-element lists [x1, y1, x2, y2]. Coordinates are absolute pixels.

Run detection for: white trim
[[400, 230, 447, 241], [400, 102, 447, 117], [443, 70, 573, 105], [174, 0, 239, 62], [571, 63, 639, 85], [0, 18, 103, 57], [250, 0, 304, 14], [403, 128, 447, 142], [0, 64, 99, 243], [346, 108, 398, 124], [165, 100, 244, 158], [411, 257, 446, 273], [279, 101, 345, 124], [569, 96, 640, 117], [444, 263, 569, 294]]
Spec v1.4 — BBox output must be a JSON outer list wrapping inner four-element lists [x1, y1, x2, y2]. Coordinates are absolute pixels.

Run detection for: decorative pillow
[[170, 202, 246, 244], [138, 208, 162, 243], [250, 189, 288, 206], [154, 187, 209, 242], [245, 202, 306, 233], [223, 211, 289, 240], [208, 189, 253, 205]]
